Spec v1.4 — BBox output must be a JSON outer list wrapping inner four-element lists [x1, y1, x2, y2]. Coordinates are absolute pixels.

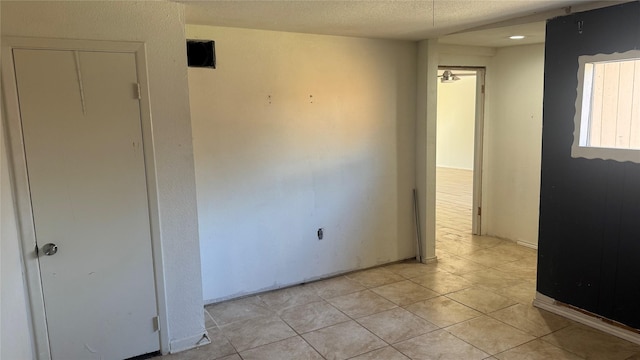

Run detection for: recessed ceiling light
[[509, 35, 525, 40]]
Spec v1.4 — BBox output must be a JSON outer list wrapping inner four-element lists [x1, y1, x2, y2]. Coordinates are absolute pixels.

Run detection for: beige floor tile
[[437, 227, 468, 238], [489, 303, 572, 337], [494, 258, 537, 281], [466, 235, 506, 248], [356, 307, 438, 344], [437, 235, 503, 256], [436, 240, 485, 256], [206, 328, 237, 359], [489, 243, 536, 259], [446, 316, 535, 355], [346, 267, 405, 288], [205, 309, 217, 329], [435, 248, 453, 260], [327, 290, 396, 318], [206, 296, 273, 326], [411, 269, 474, 294], [220, 315, 296, 352], [432, 253, 488, 275], [279, 300, 350, 333], [460, 248, 523, 268], [154, 337, 236, 360], [446, 287, 517, 314], [349, 346, 410, 359], [541, 324, 640, 360], [394, 329, 489, 360], [371, 280, 439, 306], [302, 321, 386, 360], [312, 276, 366, 299], [384, 261, 439, 279], [239, 336, 323, 360], [258, 284, 322, 312], [461, 268, 525, 291], [494, 281, 537, 305], [217, 355, 241, 360], [494, 339, 583, 360], [404, 296, 481, 328]]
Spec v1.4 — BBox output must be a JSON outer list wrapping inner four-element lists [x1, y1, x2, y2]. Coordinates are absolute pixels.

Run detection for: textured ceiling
[[179, 0, 611, 42], [439, 21, 546, 47]]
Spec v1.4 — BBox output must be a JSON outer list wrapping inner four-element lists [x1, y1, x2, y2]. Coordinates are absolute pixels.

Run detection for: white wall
[[439, 44, 496, 68], [484, 44, 544, 247], [187, 25, 417, 302], [436, 75, 476, 170], [417, 40, 440, 262], [1, 1, 205, 353]]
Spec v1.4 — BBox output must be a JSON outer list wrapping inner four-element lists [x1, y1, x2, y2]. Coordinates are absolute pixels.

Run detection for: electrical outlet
[[317, 228, 324, 240]]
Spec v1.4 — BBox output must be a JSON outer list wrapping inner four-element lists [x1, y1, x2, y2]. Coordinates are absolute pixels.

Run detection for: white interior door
[[13, 49, 159, 360]]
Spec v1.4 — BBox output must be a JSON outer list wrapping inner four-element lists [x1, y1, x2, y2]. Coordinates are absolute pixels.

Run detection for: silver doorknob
[[42, 243, 58, 256]]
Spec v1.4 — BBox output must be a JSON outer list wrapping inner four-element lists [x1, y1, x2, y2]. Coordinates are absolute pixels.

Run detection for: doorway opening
[[435, 66, 485, 250]]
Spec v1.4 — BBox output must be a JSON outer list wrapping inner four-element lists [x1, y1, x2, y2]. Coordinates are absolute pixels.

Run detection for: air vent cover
[[186, 40, 215, 69]]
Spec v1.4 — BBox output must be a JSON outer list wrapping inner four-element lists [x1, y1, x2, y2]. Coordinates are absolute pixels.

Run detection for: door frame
[[436, 66, 486, 235], [1, 37, 169, 359]]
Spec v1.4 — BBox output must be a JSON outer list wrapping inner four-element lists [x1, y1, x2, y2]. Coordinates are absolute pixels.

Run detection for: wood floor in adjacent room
[[155, 167, 640, 360]]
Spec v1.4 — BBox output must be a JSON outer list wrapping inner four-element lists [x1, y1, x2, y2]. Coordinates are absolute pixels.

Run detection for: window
[[572, 50, 640, 162]]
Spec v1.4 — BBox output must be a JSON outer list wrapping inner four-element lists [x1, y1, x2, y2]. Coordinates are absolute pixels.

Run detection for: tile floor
[[154, 168, 640, 359]]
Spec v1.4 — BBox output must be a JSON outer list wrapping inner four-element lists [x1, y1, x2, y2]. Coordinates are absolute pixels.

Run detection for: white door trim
[[472, 68, 486, 235], [436, 66, 486, 236], [1, 36, 169, 358]]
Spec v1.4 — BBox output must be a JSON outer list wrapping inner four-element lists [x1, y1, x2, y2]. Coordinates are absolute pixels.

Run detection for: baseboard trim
[[516, 241, 538, 250], [424, 256, 438, 264], [204, 257, 419, 305], [533, 292, 640, 345], [169, 331, 211, 353]]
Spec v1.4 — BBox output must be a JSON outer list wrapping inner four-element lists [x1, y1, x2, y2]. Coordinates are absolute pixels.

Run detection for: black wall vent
[[187, 40, 216, 69]]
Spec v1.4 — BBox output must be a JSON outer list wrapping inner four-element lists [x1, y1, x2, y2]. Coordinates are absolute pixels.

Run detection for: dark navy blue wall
[[538, 1, 640, 329]]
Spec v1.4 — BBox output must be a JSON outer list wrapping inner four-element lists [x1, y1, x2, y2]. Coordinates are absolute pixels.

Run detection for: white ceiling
[[439, 21, 546, 47], [179, 0, 624, 46]]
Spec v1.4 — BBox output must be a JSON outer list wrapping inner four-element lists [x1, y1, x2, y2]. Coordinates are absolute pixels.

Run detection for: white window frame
[[572, 50, 640, 163]]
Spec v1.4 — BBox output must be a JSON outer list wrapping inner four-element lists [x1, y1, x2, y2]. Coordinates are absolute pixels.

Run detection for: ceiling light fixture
[[440, 70, 460, 83], [509, 35, 525, 40]]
